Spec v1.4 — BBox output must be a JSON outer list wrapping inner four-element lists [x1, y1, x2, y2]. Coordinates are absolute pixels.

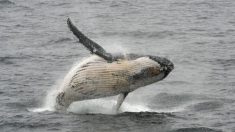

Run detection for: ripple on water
[[189, 101, 223, 112], [148, 93, 194, 109], [0, 0, 14, 5], [170, 127, 222, 132]]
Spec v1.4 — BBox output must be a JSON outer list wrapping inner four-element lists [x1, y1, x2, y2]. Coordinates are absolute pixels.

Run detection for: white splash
[[67, 97, 118, 115], [28, 80, 61, 112], [99, 39, 130, 57], [66, 97, 188, 115]]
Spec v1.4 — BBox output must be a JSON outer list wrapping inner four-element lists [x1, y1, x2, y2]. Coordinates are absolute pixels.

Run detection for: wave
[[0, 120, 58, 130], [53, 37, 72, 43], [0, 0, 14, 5], [0, 56, 28, 65], [100, 30, 180, 38], [170, 127, 222, 132], [188, 101, 223, 111], [0, 57, 14, 65]]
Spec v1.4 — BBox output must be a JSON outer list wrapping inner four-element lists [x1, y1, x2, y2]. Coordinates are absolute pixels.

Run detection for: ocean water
[[0, 0, 235, 131]]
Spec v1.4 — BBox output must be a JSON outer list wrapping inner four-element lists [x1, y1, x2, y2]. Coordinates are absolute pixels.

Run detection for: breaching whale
[[55, 18, 174, 111]]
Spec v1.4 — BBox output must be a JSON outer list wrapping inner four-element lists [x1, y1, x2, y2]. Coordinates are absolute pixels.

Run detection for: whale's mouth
[[149, 56, 174, 78]]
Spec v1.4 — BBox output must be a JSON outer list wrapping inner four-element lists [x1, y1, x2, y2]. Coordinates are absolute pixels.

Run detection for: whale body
[[55, 18, 174, 111]]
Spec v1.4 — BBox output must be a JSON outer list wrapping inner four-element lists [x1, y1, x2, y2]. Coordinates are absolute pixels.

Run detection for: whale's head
[[148, 55, 174, 78], [130, 55, 174, 90]]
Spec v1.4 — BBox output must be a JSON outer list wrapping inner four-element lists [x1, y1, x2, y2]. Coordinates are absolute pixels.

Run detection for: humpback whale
[[55, 18, 174, 111]]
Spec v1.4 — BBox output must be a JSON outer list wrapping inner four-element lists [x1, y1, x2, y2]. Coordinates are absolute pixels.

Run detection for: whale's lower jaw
[[129, 72, 165, 91]]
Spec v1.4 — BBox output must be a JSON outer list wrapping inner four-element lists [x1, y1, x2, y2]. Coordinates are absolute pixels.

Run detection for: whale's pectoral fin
[[113, 92, 128, 113], [67, 18, 115, 62]]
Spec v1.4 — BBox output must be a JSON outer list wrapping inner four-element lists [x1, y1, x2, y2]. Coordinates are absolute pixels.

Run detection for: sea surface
[[0, 0, 235, 132]]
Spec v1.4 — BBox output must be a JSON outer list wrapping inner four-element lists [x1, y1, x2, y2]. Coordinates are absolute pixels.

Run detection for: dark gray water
[[1, 0, 235, 131]]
